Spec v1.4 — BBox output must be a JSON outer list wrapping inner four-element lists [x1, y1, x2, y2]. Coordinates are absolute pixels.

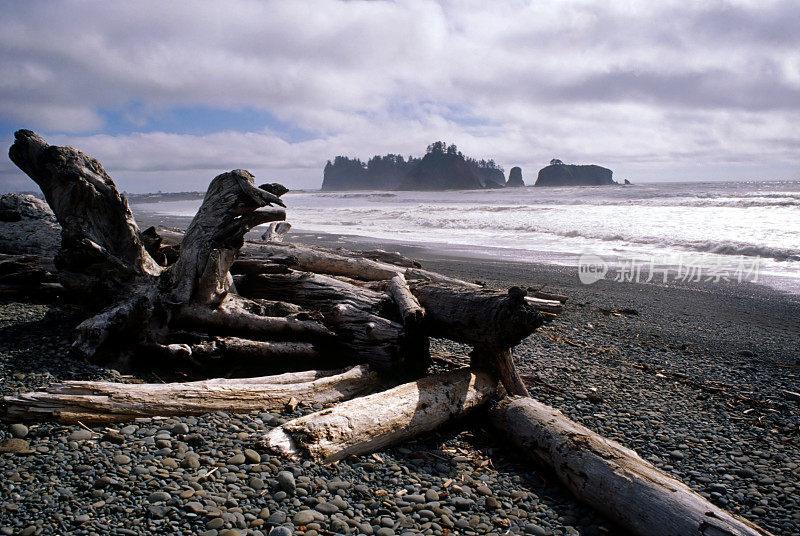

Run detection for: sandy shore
[[1, 223, 798, 535]]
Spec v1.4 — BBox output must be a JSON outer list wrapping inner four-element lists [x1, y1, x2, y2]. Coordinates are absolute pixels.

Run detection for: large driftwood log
[[68, 173, 290, 364], [490, 397, 773, 536], [261, 367, 497, 463], [2, 366, 378, 425], [8, 130, 162, 296]]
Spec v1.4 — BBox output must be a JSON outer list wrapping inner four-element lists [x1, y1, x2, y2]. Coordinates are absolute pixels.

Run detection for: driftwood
[[236, 271, 429, 371], [5, 130, 771, 536], [389, 273, 425, 327], [245, 241, 480, 288], [490, 397, 773, 536], [2, 366, 378, 425], [261, 367, 497, 463], [8, 130, 162, 297]]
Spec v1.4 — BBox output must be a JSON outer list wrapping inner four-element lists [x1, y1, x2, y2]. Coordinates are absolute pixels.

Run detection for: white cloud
[[1, 0, 799, 191]]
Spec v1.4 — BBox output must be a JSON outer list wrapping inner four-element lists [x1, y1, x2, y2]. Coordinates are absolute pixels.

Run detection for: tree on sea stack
[[2, 130, 773, 536]]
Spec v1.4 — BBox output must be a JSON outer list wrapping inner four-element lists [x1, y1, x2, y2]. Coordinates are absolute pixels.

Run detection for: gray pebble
[[112, 454, 131, 465], [277, 471, 296, 493], [172, 423, 189, 434], [9, 423, 28, 438], [268, 527, 292, 536], [69, 430, 93, 441], [293, 510, 316, 525], [148, 491, 171, 503]]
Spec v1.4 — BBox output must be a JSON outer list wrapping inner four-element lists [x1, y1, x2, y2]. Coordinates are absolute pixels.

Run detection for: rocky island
[[535, 159, 616, 187], [322, 142, 509, 191]]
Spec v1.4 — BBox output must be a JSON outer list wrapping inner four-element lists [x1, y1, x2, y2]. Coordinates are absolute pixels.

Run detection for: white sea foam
[[132, 180, 800, 293]]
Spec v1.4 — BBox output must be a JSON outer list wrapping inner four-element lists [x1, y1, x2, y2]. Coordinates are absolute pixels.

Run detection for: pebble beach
[[1, 232, 799, 536]]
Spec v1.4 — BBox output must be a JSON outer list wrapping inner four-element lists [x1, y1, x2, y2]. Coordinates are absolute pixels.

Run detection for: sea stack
[[534, 159, 615, 187], [506, 167, 524, 187]]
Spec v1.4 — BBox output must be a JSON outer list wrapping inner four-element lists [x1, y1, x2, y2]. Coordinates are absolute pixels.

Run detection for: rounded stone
[[207, 518, 225, 530], [112, 454, 131, 465], [9, 424, 28, 438], [227, 452, 246, 465], [268, 528, 292, 536], [172, 423, 190, 435], [244, 449, 261, 464], [148, 491, 171, 503], [315, 502, 339, 515], [293, 510, 316, 525], [69, 429, 93, 441], [277, 471, 296, 493]]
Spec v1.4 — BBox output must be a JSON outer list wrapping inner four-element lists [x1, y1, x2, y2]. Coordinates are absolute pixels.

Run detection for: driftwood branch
[[389, 273, 425, 326], [490, 397, 773, 536], [2, 366, 378, 425]]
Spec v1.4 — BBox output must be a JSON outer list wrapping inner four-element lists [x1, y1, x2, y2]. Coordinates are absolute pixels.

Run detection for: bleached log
[[247, 242, 400, 280], [262, 367, 497, 463], [533, 289, 568, 303], [489, 397, 773, 536], [2, 365, 379, 425], [236, 272, 429, 370], [236, 271, 392, 315], [389, 273, 425, 326], [144, 338, 319, 362]]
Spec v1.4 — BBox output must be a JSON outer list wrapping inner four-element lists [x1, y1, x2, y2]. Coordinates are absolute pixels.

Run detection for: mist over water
[[133, 181, 800, 294]]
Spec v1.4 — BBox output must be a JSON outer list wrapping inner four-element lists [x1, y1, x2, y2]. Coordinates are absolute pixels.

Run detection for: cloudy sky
[[1, 0, 798, 192]]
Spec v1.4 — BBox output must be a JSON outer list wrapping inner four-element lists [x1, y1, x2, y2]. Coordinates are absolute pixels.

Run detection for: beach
[[1, 220, 798, 535]]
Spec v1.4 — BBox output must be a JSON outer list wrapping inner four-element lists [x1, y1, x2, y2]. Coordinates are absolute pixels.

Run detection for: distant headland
[[322, 144, 620, 191], [322, 141, 517, 191]]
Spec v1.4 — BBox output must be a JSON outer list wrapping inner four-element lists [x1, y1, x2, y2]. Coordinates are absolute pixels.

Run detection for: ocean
[[132, 180, 800, 294]]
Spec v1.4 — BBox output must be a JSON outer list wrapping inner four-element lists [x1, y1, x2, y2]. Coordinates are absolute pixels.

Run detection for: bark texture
[[8, 130, 161, 296]]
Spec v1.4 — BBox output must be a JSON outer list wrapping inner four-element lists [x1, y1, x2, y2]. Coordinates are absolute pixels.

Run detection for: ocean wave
[[319, 193, 397, 199], [399, 217, 799, 261]]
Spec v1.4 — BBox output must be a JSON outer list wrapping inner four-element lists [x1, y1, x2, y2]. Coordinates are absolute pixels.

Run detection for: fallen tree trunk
[[1, 365, 379, 425], [261, 367, 497, 463], [489, 396, 773, 536]]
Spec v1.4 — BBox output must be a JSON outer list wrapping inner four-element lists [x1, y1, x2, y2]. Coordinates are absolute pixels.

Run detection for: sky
[[1, 0, 799, 193]]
